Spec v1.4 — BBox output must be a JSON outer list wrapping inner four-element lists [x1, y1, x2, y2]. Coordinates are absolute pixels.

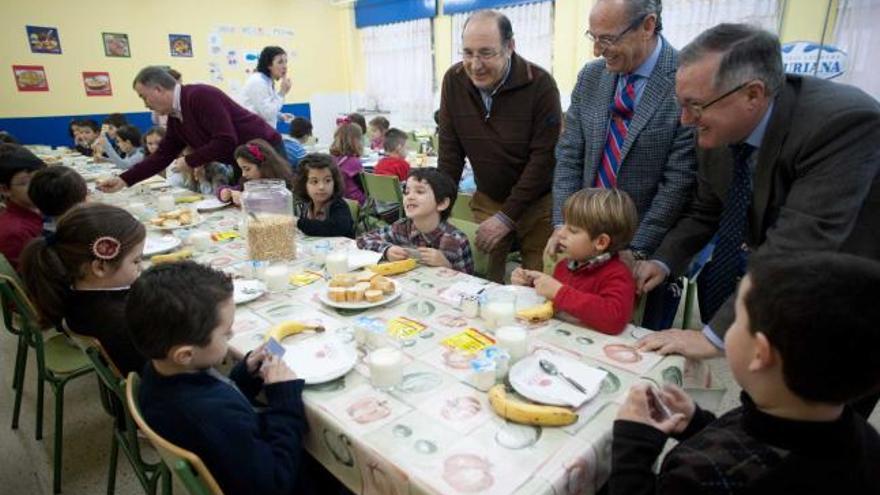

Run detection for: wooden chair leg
[[52, 383, 66, 494]]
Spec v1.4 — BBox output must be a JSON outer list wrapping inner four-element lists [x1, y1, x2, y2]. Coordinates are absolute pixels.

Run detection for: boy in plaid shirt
[[358, 168, 474, 274]]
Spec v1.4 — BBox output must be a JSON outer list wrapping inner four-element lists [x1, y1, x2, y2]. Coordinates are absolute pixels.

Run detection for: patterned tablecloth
[[78, 165, 685, 495]]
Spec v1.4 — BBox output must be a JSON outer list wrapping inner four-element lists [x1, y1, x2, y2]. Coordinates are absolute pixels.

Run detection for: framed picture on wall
[[102, 33, 130, 57], [12, 65, 49, 92], [26, 25, 62, 54], [169, 34, 193, 57], [82, 72, 112, 96]]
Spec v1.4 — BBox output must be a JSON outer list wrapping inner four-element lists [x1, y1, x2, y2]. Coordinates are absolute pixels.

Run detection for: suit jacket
[[554, 37, 697, 254], [654, 74, 880, 338]]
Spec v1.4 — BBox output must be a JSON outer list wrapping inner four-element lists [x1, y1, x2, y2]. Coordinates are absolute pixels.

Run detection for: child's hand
[[616, 383, 687, 435], [219, 188, 232, 202], [259, 355, 297, 384], [658, 384, 696, 434], [385, 246, 408, 261], [531, 272, 562, 299], [245, 344, 267, 374], [230, 190, 242, 206], [511, 267, 534, 286], [417, 247, 451, 268]]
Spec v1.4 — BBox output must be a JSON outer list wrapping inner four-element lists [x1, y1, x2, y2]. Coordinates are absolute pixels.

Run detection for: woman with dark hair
[[238, 45, 294, 129]]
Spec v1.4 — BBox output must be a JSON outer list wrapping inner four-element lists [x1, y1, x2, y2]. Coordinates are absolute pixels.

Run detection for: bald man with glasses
[[551, 0, 697, 328]]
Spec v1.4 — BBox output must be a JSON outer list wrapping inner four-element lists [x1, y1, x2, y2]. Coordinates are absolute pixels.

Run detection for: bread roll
[[328, 287, 347, 302], [365, 289, 384, 303], [371, 276, 395, 294]]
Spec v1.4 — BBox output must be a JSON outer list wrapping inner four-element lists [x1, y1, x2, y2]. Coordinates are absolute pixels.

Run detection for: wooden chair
[[67, 331, 169, 495], [360, 172, 403, 227], [448, 217, 489, 277], [126, 372, 224, 495], [0, 270, 93, 493]]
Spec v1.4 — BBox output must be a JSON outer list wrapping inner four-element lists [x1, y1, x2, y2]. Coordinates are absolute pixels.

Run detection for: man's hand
[[475, 216, 511, 253], [616, 383, 687, 435], [96, 176, 126, 193], [636, 328, 723, 360], [530, 271, 562, 300], [417, 247, 451, 268], [385, 246, 408, 261], [634, 260, 667, 294], [543, 227, 563, 259]]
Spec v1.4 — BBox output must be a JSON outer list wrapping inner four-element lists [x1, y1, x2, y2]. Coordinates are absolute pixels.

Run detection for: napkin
[[510, 351, 607, 408], [346, 249, 383, 271]]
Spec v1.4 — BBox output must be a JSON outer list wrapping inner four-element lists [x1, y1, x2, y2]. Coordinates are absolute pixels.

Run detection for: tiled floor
[[1, 327, 878, 494]]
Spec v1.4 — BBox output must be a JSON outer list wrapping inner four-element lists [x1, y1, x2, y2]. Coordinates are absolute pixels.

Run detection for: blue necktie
[[698, 143, 755, 321]]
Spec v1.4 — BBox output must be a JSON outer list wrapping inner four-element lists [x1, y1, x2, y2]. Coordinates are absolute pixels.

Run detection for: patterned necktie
[[596, 74, 638, 188], [698, 143, 756, 321]]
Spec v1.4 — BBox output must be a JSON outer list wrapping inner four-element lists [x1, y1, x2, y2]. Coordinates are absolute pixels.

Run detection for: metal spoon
[[539, 359, 587, 394]]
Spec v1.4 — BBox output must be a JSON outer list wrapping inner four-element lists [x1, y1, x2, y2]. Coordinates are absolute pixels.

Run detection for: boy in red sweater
[[374, 128, 410, 182], [512, 188, 637, 334]]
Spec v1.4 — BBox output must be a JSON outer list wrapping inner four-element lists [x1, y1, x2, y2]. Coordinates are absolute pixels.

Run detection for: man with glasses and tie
[[550, 0, 697, 328], [438, 10, 562, 283], [635, 24, 880, 416]]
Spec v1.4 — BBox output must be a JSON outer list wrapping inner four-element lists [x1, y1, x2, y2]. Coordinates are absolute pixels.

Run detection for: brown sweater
[[438, 53, 562, 221]]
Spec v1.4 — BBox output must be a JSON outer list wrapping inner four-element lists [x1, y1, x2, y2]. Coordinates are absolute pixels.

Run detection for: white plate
[[147, 213, 205, 231], [234, 279, 266, 305], [193, 198, 231, 212], [509, 351, 607, 408], [318, 282, 402, 310], [143, 235, 181, 256], [281, 335, 357, 384]]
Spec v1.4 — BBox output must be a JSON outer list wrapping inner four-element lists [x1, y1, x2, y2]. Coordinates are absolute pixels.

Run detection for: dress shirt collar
[[629, 36, 663, 80], [171, 83, 183, 122], [745, 101, 774, 149]]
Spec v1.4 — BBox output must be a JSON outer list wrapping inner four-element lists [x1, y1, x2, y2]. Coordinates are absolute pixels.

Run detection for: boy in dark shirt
[[127, 261, 310, 494], [610, 252, 880, 494]]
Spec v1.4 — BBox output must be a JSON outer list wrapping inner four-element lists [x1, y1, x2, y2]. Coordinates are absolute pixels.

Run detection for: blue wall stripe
[[355, 0, 437, 28], [444, 0, 549, 15], [0, 103, 310, 147]]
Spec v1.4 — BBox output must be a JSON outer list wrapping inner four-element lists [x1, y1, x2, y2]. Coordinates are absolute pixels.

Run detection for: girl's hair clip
[[92, 236, 122, 261], [336, 116, 351, 126], [246, 143, 265, 162]]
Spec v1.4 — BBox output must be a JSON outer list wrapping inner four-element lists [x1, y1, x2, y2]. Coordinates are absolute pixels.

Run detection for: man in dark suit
[[636, 24, 880, 363], [550, 0, 696, 267]]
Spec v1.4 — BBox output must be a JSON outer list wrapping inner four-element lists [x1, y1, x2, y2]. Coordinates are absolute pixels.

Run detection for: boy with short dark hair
[[374, 128, 411, 181], [0, 144, 46, 269], [610, 252, 880, 494], [368, 115, 390, 151], [73, 119, 100, 156], [283, 116, 312, 169], [357, 168, 473, 274], [127, 261, 310, 494], [27, 165, 88, 234], [98, 124, 144, 170]]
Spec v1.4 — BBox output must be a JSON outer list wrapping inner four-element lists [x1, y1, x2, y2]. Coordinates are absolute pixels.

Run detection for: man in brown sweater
[[438, 10, 562, 282]]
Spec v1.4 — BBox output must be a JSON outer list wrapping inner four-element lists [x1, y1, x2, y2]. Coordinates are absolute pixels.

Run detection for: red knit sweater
[[374, 156, 410, 182], [551, 255, 636, 335]]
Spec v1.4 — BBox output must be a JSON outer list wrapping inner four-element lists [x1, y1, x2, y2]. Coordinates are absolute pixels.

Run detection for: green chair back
[[448, 217, 489, 277], [126, 373, 225, 495], [451, 193, 475, 222], [361, 172, 403, 205]]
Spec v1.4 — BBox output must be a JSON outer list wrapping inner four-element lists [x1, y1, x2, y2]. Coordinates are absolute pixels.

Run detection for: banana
[[175, 194, 203, 204], [488, 384, 577, 426], [367, 258, 417, 276], [517, 301, 555, 323], [150, 249, 193, 265], [264, 320, 325, 342]]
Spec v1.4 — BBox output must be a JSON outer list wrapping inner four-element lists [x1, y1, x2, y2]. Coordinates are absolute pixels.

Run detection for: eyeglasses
[[460, 49, 503, 62], [585, 15, 647, 48], [682, 80, 753, 118]]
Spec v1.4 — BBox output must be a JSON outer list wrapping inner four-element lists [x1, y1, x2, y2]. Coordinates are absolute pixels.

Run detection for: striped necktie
[[596, 74, 638, 188], [698, 143, 756, 321]]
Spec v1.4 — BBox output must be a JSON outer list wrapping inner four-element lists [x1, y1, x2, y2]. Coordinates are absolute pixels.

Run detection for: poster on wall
[[12, 65, 49, 92], [82, 72, 112, 96], [26, 26, 62, 54], [102, 33, 130, 57], [169, 34, 193, 57]]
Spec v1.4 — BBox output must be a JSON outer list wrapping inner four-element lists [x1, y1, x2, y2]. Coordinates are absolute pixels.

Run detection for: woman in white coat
[[239, 46, 293, 129]]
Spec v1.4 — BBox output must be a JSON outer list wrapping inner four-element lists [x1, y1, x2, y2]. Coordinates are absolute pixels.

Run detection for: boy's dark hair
[[744, 252, 880, 404], [79, 119, 100, 133], [293, 153, 344, 201], [126, 261, 233, 359], [383, 128, 408, 154], [256, 46, 286, 78], [0, 131, 19, 144], [103, 113, 128, 128], [289, 117, 313, 140], [28, 166, 87, 216], [347, 113, 367, 134], [369, 116, 390, 132], [0, 144, 45, 186], [407, 168, 457, 221], [115, 125, 142, 147]]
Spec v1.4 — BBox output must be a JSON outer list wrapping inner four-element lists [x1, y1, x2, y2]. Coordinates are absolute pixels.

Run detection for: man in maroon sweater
[[438, 10, 562, 283], [98, 66, 283, 192]]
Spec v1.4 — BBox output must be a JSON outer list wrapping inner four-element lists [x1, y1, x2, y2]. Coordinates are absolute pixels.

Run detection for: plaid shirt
[[357, 218, 474, 274]]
